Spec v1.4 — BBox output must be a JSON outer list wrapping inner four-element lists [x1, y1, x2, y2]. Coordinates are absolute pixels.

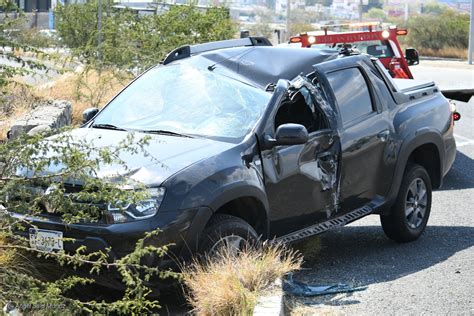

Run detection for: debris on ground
[[283, 273, 367, 297]]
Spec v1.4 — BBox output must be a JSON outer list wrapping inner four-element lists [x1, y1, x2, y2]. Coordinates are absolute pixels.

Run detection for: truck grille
[[5, 183, 108, 224]]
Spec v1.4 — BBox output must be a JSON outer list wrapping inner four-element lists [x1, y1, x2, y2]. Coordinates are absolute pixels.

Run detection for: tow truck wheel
[[381, 163, 432, 242], [198, 214, 259, 257]]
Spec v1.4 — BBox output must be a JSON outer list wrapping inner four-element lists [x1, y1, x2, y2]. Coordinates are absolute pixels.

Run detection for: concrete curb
[[253, 278, 284, 316]]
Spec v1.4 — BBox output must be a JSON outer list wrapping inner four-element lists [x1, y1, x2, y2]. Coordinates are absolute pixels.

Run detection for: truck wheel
[[381, 163, 432, 242], [198, 214, 258, 256]]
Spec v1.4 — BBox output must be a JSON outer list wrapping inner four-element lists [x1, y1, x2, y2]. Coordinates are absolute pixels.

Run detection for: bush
[[13, 28, 61, 49], [55, 1, 237, 72], [363, 8, 387, 21], [406, 10, 469, 51], [182, 242, 302, 315], [0, 130, 176, 313]]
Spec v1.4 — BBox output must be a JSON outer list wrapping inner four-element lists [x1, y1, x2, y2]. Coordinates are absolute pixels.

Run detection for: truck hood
[[23, 128, 235, 186]]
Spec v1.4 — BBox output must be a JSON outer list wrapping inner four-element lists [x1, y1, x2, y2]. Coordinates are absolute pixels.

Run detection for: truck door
[[260, 77, 341, 237], [322, 65, 391, 212]]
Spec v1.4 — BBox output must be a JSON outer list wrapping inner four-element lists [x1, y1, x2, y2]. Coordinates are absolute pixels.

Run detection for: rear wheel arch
[[387, 131, 444, 205], [407, 143, 441, 189]]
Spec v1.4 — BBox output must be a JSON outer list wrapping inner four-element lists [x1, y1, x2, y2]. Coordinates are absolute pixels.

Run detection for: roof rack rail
[[162, 37, 272, 65]]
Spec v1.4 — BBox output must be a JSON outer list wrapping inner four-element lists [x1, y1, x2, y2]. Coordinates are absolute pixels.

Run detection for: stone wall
[[9, 100, 72, 139]]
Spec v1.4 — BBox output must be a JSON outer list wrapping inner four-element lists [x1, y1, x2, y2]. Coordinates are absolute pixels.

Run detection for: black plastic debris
[[283, 274, 367, 297]]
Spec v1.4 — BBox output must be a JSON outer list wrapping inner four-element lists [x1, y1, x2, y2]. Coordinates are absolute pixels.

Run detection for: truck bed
[[393, 79, 435, 92], [393, 78, 439, 102]]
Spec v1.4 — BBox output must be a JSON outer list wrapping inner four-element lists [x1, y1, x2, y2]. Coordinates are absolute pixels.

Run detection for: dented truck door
[[259, 77, 341, 237], [314, 59, 394, 213]]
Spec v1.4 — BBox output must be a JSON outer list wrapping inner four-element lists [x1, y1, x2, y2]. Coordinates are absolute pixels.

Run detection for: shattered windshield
[[92, 63, 271, 142]]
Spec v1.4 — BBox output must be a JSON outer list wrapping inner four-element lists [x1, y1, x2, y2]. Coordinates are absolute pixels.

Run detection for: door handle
[[377, 130, 390, 142]]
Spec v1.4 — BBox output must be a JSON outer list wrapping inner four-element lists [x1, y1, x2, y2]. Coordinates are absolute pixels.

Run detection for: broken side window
[[274, 83, 329, 134]]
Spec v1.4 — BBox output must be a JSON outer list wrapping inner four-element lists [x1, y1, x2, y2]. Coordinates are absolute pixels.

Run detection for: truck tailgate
[[393, 79, 435, 92]]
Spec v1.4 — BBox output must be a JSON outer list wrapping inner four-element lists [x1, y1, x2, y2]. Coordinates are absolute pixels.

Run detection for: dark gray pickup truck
[[10, 38, 456, 275]]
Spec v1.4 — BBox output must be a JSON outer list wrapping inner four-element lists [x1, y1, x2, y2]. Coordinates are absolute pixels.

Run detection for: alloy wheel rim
[[405, 177, 428, 229], [209, 235, 245, 257]]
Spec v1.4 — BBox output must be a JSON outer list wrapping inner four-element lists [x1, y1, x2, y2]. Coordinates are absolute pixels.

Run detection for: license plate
[[29, 228, 63, 252]]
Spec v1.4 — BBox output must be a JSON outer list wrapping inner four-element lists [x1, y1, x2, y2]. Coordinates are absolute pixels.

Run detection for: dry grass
[[0, 237, 16, 267], [0, 83, 40, 140], [35, 69, 130, 125], [0, 68, 130, 141], [418, 47, 468, 59], [182, 242, 303, 315]]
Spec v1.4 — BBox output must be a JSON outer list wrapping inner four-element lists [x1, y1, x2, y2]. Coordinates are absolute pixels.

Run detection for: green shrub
[[0, 130, 176, 313], [55, 1, 237, 72], [406, 10, 469, 51]]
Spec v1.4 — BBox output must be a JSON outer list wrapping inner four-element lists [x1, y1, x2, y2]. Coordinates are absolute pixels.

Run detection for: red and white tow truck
[[287, 22, 466, 121], [288, 22, 420, 79]]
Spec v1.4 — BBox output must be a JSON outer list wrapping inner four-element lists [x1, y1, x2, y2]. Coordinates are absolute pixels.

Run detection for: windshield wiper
[[142, 130, 193, 138], [91, 123, 127, 131]]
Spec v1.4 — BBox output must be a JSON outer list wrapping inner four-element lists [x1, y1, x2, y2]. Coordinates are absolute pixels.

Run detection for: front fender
[[207, 182, 270, 216]]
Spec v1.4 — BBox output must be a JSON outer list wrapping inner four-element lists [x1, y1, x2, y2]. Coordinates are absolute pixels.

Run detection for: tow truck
[[288, 22, 419, 79], [287, 23, 465, 121]]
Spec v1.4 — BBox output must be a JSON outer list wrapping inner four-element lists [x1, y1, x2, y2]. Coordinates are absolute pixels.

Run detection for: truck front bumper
[[8, 206, 212, 271]]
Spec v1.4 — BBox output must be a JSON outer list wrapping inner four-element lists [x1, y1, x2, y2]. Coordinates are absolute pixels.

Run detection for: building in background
[[330, 0, 361, 19], [438, 0, 471, 12], [274, 0, 305, 13], [14, 0, 51, 12]]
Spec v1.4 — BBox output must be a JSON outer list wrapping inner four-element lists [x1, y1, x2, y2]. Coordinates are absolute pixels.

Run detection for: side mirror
[[265, 123, 309, 148], [82, 107, 99, 124], [405, 48, 419, 66]]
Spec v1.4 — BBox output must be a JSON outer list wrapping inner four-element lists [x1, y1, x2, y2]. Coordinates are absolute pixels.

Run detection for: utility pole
[[286, 0, 290, 40], [98, 0, 103, 62], [469, 0, 473, 64]]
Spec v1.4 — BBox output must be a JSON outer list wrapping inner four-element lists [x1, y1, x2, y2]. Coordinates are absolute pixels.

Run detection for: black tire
[[381, 163, 432, 242], [198, 214, 258, 255]]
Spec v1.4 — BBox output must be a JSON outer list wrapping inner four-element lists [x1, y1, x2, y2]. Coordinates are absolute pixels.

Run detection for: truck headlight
[[107, 187, 165, 223]]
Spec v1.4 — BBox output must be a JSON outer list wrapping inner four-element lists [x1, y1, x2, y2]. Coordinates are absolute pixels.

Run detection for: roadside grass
[[0, 83, 40, 140], [419, 47, 468, 59], [182, 242, 302, 315], [0, 237, 16, 268], [0, 69, 129, 141], [34, 69, 130, 125]]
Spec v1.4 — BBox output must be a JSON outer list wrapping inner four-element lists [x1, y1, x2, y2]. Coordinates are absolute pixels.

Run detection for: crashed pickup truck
[[8, 38, 456, 279]]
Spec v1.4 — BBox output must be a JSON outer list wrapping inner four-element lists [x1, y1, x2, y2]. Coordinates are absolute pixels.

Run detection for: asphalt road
[[411, 60, 474, 90], [289, 61, 474, 315]]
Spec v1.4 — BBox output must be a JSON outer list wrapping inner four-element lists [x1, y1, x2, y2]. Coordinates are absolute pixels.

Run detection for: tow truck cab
[[289, 22, 419, 79]]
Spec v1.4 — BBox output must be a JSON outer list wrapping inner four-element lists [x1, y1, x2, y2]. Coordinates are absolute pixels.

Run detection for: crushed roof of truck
[[169, 46, 339, 89]]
